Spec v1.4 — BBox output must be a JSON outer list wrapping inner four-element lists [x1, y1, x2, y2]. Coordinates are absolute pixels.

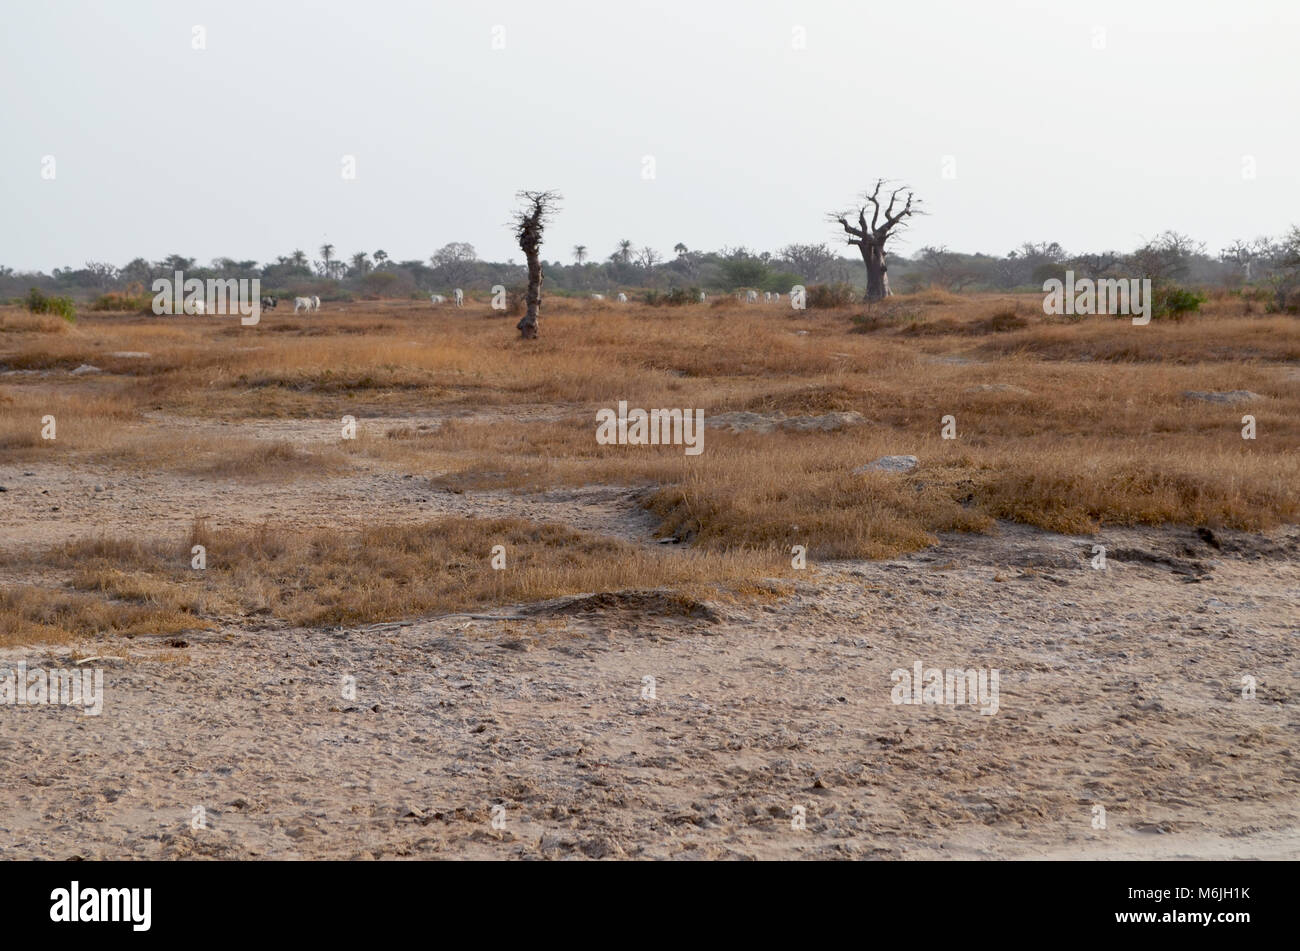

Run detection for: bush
[[806, 283, 858, 309], [91, 291, 151, 311], [361, 270, 413, 298], [645, 287, 700, 307], [1153, 285, 1206, 320], [25, 287, 76, 322], [762, 271, 802, 294]]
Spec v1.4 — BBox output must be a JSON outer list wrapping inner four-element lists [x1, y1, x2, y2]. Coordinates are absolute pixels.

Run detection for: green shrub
[[1153, 285, 1206, 320], [806, 283, 857, 309], [25, 287, 76, 322], [762, 271, 802, 294]]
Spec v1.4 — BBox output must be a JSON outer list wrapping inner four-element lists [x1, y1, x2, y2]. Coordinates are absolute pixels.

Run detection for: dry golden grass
[[1, 517, 785, 636], [0, 585, 207, 647], [1, 292, 1296, 580], [0, 310, 72, 335]]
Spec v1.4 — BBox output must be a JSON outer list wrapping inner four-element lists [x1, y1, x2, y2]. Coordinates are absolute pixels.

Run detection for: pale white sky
[[1, 0, 1296, 270]]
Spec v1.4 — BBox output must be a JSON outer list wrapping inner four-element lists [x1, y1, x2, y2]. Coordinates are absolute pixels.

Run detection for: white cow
[[591, 294, 605, 301], [312, 296, 321, 311], [699, 292, 707, 302], [616, 292, 627, 303], [430, 294, 446, 304], [454, 288, 464, 307], [764, 291, 772, 302], [773, 292, 781, 302], [746, 290, 758, 303], [294, 296, 313, 313]]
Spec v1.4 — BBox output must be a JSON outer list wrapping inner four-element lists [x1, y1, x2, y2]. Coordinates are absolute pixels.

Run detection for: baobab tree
[[832, 180, 922, 300], [511, 190, 561, 340]]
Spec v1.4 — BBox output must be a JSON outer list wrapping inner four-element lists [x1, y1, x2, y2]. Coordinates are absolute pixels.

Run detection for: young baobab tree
[[511, 190, 561, 340], [831, 180, 922, 300]]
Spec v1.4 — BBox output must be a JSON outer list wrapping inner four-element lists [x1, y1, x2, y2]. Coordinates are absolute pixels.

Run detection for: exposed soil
[[2, 419, 1296, 859]]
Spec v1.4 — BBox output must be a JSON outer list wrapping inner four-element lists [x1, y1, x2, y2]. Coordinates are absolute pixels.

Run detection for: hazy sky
[[2, 0, 1296, 271]]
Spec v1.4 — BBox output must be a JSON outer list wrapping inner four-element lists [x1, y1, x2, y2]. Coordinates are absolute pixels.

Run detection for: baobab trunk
[[518, 250, 541, 339], [511, 190, 559, 340], [861, 243, 891, 300]]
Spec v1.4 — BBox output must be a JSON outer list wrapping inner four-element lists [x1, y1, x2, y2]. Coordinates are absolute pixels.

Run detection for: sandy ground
[[1, 420, 1298, 860]]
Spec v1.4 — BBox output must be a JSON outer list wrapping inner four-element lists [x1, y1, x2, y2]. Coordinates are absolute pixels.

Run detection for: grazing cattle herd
[[257, 286, 799, 315]]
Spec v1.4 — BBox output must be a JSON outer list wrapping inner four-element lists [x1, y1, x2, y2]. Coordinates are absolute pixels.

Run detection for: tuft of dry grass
[[0, 585, 208, 647], [0, 517, 788, 644]]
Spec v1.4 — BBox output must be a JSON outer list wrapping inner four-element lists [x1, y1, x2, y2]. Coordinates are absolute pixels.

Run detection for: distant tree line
[[5, 228, 1299, 312]]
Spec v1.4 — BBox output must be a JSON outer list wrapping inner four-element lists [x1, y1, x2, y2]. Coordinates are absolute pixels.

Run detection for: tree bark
[[511, 191, 558, 340], [861, 241, 891, 300], [517, 251, 541, 339]]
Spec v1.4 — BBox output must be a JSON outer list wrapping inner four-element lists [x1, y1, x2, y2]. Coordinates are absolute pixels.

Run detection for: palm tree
[[674, 242, 688, 257], [616, 239, 633, 265], [350, 251, 371, 276], [318, 243, 335, 278], [573, 245, 587, 265], [289, 249, 308, 269], [373, 249, 389, 269]]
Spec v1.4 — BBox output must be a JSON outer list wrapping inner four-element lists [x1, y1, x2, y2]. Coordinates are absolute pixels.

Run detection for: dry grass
[[0, 585, 207, 647], [0, 517, 784, 640], [1, 293, 1296, 623]]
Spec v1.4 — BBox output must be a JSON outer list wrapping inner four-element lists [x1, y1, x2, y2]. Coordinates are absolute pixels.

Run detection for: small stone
[[70, 364, 102, 375], [964, 383, 1031, 395], [1183, 390, 1260, 404], [854, 455, 919, 474], [93, 484, 105, 493]]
